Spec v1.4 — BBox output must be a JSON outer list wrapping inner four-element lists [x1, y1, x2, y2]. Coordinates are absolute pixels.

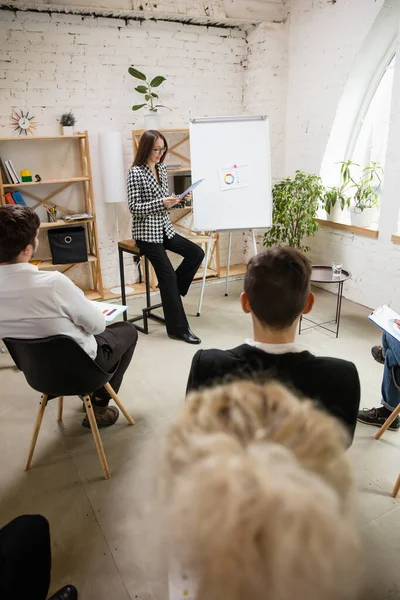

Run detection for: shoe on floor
[[48, 584, 78, 600], [357, 406, 400, 430], [371, 345, 385, 364], [168, 329, 201, 344], [82, 405, 119, 429]]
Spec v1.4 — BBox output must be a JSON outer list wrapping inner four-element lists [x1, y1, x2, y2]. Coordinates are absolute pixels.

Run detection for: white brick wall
[[244, 22, 288, 182], [0, 9, 252, 287], [7, 2, 398, 310]]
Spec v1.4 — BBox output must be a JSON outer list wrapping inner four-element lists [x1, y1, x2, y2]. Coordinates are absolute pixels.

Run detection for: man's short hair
[[244, 247, 311, 328], [0, 205, 40, 263]]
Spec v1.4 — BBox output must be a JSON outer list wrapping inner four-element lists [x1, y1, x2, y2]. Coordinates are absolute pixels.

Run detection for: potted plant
[[59, 111, 76, 135], [264, 170, 325, 252], [349, 161, 383, 227], [322, 160, 352, 222], [128, 66, 169, 130]]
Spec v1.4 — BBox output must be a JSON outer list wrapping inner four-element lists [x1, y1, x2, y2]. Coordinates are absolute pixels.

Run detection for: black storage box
[[48, 226, 88, 264]]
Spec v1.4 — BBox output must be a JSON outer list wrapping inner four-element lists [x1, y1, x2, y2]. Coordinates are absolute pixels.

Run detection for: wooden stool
[[118, 240, 166, 334]]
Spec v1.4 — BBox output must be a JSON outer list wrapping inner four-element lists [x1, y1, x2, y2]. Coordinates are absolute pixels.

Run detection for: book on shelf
[[4, 192, 15, 204], [0, 158, 10, 183], [5, 160, 20, 184], [12, 191, 26, 205], [64, 213, 93, 222]]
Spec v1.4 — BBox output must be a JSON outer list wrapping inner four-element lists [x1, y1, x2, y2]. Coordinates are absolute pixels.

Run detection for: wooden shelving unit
[[3, 177, 90, 189], [39, 254, 98, 270], [0, 132, 104, 299], [132, 128, 221, 288]]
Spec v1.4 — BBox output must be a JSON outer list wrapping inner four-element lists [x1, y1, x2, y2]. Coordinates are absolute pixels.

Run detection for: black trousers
[[0, 514, 51, 600], [136, 233, 205, 335], [94, 321, 138, 405]]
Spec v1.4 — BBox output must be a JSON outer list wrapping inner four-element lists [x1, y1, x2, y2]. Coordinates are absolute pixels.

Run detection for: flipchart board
[[189, 116, 272, 232]]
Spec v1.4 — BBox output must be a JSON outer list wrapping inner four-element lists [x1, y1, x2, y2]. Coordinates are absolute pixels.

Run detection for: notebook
[[368, 304, 400, 343]]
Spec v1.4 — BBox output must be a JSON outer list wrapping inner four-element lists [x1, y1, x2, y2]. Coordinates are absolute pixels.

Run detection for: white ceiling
[[3, 0, 288, 25]]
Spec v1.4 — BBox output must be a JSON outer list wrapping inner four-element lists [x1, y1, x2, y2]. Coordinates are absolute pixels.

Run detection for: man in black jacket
[[186, 247, 360, 443]]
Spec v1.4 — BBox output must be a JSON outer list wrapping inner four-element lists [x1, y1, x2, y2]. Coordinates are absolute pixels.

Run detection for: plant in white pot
[[128, 65, 169, 130], [349, 161, 383, 228], [59, 111, 76, 135], [322, 161, 352, 222]]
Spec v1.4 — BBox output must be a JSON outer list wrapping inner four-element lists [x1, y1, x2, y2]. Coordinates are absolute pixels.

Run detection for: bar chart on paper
[[91, 301, 128, 322]]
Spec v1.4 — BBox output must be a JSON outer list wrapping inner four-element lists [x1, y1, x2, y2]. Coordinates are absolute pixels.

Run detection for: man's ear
[[303, 291, 314, 315], [21, 244, 32, 258], [240, 291, 251, 314]]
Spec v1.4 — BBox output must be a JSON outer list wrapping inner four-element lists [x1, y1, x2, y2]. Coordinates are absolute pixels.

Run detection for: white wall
[[284, 0, 400, 310], [285, 0, 385, 176], [244, 22, 288, 182], [5, 1, 399, 308], [0, 9, 251, 287]]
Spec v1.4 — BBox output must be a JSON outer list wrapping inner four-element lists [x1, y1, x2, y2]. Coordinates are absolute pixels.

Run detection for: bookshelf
[[132, 128, 221, 285], [0, 132, 104, 299], [3, 177, 90, 189]]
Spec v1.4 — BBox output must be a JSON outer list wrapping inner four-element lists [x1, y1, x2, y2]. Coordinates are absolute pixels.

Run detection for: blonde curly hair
[[163, 381, 361, 600]]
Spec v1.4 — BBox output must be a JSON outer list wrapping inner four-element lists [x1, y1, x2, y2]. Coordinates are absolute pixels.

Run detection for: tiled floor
[[0, 280, 399, 599]]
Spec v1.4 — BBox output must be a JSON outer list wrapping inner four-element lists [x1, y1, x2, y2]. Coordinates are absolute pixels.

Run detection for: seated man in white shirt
[[0, 205, 138, 428]]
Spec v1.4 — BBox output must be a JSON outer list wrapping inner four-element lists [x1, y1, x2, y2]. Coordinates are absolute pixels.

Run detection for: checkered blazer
[[127, 163, 183, 243]]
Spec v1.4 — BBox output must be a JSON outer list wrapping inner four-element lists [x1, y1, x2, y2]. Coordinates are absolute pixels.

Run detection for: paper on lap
[[91, 301, 128, 322], [369, 304, 400, 343]]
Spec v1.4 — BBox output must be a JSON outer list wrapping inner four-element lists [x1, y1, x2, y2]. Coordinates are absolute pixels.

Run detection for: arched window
[[350, 53, 395, 170]]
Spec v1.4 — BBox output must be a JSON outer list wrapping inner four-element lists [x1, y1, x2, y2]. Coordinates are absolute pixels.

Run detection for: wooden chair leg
[[25, 394, 48, 471], [392, 473, 400, 498], [375, 403, 400, 439], [57, 396, 64, 421], [82, 394, 110, 480], [104, 382, 135, 425]]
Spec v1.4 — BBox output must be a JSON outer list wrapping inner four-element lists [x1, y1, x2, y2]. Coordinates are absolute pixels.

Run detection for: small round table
[[299, 265, 351, 338]]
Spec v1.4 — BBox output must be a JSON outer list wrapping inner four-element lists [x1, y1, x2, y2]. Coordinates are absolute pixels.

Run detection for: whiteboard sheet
[[190, 116, 272, 232]]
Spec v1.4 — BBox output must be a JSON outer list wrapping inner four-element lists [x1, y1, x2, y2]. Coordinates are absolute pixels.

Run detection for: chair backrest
[[3, 335, 114, 397]]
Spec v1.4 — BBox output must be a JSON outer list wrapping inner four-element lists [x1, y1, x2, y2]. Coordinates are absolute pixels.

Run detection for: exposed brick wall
[[0, 9, 250, 287], [244, 21, 288, 183]]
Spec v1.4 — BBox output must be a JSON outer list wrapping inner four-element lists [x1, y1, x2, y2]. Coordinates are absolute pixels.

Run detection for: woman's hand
[[183, 192, 192, 203], [163, 195, 182, 209]]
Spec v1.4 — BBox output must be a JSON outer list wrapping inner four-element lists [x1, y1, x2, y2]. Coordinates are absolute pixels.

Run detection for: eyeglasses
[[153, 147, 166, 154]]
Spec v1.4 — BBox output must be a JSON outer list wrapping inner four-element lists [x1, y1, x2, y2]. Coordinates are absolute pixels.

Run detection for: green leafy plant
[[351, 161, 383, 211], [128, 66, 169, 113], [59, 111, 76, 126], [323, 160, 352, 214], [264, 170, 325, 252]]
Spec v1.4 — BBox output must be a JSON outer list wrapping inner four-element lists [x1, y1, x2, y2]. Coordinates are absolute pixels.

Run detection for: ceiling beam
[[0, 0, 288, 27]]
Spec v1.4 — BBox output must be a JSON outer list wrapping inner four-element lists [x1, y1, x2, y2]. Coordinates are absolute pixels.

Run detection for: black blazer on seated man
[[186, 344, 361, 442]]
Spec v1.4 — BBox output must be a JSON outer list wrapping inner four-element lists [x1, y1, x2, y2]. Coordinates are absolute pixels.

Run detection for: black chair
[[3, 335, 135, 480], [375, 366, 400, 497]]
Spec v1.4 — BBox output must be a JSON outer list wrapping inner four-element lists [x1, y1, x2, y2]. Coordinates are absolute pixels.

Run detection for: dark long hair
[[133, 130, 168, 166]]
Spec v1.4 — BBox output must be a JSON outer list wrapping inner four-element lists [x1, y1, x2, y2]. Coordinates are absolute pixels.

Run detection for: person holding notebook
[[186, 247, 361, 442], [127, 129, 204, 344], [0, 205, 137, 429]]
